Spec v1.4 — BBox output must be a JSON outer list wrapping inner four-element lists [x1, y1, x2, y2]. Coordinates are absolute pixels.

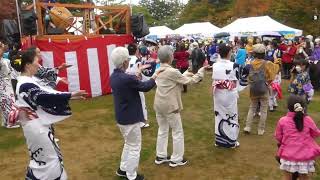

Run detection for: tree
[[268, 0, 320, 35], [179, 0, 320, 36], [138, 0, 184, 28]]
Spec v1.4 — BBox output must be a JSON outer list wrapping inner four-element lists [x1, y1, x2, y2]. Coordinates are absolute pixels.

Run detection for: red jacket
[[279, 43, 287, 52], [174, 51, 189, 69], [282, 45, 297, 64]]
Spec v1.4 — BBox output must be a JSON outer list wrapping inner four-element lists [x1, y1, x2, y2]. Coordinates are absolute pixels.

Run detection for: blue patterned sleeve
[[19, 83, 71, 110], [34, 66, 58, 88]]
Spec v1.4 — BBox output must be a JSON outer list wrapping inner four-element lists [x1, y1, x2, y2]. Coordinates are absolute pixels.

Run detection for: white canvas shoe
[[6, 125, 20, 129], [258, 129, 265, 135], [243, 127, 251, 134]]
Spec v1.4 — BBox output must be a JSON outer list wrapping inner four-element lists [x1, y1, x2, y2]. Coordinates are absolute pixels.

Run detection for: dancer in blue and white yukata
[[212, 43, 248, 148], [12, 49, 86, 180]]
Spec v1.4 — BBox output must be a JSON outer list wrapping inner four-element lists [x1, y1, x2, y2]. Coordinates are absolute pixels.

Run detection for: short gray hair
[[111, 47, 129, 68], [157, 45, 174, 63]]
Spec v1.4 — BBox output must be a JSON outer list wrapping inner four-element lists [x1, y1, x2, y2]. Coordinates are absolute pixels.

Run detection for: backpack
[[248, 61, 268, 97], [131, 14, 149, 38]]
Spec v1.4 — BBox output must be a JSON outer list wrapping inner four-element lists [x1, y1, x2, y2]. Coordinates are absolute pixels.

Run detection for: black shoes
[[134, 174, 144, 180], [116, 168, 144, 180], [116, 168, 126, 177], [155, 156, 171, 165]]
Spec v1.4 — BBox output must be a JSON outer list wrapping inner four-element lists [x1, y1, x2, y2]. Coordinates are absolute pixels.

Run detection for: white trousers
[[156, 112, 184, 163], [118, 122, 141, 180], [269, 89, 278, 108], [139, 92, 148, 121]]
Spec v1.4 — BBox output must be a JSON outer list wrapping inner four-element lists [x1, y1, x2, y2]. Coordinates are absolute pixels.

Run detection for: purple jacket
[[310, 46, 320, 61], [275, 112, 320, 161]]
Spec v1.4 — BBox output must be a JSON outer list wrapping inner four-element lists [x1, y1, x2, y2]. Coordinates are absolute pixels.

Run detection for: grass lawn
[[1, 71, 320, 180]]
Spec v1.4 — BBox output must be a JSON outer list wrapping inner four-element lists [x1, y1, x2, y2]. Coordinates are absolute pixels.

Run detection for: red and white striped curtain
[[29, 35, 133, 97]]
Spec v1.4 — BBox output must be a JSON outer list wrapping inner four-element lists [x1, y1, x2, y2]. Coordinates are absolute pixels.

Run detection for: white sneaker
[[6, 125, 20, 129], [140, 122, 150, 128], [243, 127, 251, 134], [258, 129, 265, 135], [231, 141, 240, 148], [169, 159, 188, 167], [257, 112, 261, 116], [55, 138, 60, 143]]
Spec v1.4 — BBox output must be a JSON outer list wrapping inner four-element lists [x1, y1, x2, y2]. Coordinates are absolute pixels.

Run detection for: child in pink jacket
[[275, 95, 320, 180]]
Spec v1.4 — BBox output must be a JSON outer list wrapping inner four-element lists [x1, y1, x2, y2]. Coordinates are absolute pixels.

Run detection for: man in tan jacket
[[153, 45, 206, 167], [243, 44, 280, 135]]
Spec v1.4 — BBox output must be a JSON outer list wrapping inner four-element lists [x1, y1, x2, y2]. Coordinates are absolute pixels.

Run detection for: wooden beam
[[35, 34, 129, 41], [36, 0, 43, 35], [39, 2, 129, 11], [93, 9, 126, 34]]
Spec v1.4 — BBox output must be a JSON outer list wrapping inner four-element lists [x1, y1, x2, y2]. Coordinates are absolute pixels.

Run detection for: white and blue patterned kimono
[[34, 66, 59, 89], [16, 76, 72, 180], [212, 59, 248, 148], [0, 58, 16, 127]]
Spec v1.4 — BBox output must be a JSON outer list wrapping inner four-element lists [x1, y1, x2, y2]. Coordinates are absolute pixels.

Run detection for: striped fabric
[[27, 35, 133, 97], [213, 80, 237, 90], [9, 105, 38, 126]]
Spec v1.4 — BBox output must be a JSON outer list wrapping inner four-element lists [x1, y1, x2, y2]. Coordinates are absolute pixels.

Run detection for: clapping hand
[[152, 69, 165, 80], [203, 65, 212, 70], [71, 90, 88, 100], [136, 63, 151, 77]]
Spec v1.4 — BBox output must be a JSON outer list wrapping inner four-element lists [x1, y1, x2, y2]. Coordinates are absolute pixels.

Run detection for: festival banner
[[278, 31, 295, 40]]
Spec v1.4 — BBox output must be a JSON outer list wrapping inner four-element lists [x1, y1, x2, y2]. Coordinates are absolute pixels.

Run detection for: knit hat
[[253, 44, 266, 54]]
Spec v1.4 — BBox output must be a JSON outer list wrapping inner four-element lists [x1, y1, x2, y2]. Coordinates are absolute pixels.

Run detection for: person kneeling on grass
[[110, 47, 162, 180], [275, 95, 320, 180], [153, 45, 208, 167]]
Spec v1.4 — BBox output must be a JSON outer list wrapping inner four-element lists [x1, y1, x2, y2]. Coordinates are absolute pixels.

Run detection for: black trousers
[[309, 62, 320, 90], [179, 68, 188, 92], [282, 63, 293, 79]]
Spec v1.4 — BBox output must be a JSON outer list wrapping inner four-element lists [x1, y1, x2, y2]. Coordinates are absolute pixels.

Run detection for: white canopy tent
[[219, 16, 303, 37], [174, 22, 221, 37], [146, 26, 175, 39]]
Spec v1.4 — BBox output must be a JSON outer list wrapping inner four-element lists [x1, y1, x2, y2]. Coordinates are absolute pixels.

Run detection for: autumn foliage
[[180, 0, 320, 35]]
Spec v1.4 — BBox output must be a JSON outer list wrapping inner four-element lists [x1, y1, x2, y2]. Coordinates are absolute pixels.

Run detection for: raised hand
[[71, 90, 88, 100], [58, 63, 72, 70], [59, 77, 69, 85]]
